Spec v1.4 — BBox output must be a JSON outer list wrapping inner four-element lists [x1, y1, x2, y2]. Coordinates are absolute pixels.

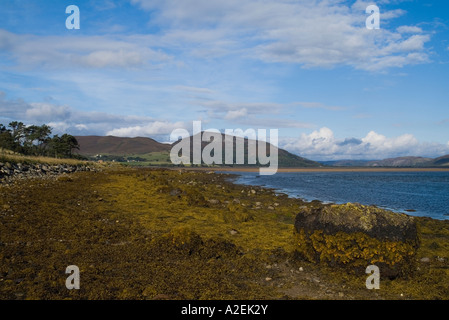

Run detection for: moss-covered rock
[[294, 203, 419, 278]]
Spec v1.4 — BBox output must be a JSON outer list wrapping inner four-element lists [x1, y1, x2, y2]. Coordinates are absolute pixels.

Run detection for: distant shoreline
[[183, 167, 449, 173]]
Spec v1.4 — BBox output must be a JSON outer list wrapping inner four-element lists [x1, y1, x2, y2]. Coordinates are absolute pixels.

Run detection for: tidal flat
[[1, 167, 448, 300]]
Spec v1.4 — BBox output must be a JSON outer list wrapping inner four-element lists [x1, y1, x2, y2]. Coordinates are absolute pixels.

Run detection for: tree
[[61, 134, 80, 157], [8, 121, 26, 152], [2, 120, 78, 159], [23, 125, 40, 152], [35, 124, 52, 155], [48, 134, 80, 158], [0, 124, 14, 151]]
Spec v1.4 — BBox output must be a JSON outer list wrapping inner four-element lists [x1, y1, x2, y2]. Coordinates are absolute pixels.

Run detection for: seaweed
[[1, 166, 448, 300]]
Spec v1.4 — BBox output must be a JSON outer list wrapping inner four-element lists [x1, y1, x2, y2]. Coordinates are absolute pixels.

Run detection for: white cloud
[[283, 127, 338, 157], [26, 103, 71, 122], [295, 102, 347, 111], [174, 85, 215, 95], [225, 108, 247, 120], [0, 1, 432, 73], [397, 26, 423, 34], [194, 99, 313, 128], [75, 124, 88, 131], [0, 92, 182, 137], [281, 127, 449, 160], [106, 121, 186, 137], [131, 0, 431, 71], [0, 29, 170, 70]]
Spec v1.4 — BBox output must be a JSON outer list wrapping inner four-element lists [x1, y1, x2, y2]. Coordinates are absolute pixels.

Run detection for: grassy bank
[[0, 166, 448, 299], [0, 148, 95, 167]]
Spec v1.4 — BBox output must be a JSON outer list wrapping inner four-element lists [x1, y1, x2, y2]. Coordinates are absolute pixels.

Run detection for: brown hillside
[[75, 136, 171, 155]]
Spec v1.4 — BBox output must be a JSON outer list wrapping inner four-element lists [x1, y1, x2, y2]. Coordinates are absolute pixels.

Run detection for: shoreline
[[1, 166, 449, 300], [211, 166, 449, 221], [185, 166, 449, 173]]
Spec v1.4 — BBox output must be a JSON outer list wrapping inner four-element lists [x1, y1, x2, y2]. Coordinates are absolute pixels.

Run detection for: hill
[[75, 134, 321, 168], [323, 155, 449, 168], [319, 159, 374, 167], [431, 155, 449, 167], [367, 156, 433, 167], [171, 132, 321, 168], [75, 136, 171, 156]]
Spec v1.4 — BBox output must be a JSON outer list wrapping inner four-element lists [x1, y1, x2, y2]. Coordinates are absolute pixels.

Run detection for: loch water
[[228, 171, 449, 220]]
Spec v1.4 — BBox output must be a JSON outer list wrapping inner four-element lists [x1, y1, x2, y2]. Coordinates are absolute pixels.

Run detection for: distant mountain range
[[75, 135, 322, 168], [321, 155, 449, 167], [75, 135, 449, 168]]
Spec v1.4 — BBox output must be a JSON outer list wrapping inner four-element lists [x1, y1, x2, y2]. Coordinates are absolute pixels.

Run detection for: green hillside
[[76, 134, 321, 168]]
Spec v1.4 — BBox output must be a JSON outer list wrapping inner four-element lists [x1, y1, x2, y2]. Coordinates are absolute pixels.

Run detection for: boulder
[[294, 203, 419, 278]]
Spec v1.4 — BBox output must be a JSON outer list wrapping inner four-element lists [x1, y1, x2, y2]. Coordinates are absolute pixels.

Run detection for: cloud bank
[[0, 0, 432, 72], [130, 0, 431, 71], [281, 127, 449, 160]]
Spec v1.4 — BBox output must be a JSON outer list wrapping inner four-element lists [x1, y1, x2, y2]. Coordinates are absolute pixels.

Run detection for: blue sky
[[0, 0, 448, 160]]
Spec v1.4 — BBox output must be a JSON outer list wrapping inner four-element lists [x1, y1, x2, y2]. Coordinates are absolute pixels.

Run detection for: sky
[[0, 0, 448, 161]]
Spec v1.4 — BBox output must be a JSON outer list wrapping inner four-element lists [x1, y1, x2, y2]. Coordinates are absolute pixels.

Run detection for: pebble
[[420, 257, 431, 263], [265, 277, 272, 281]]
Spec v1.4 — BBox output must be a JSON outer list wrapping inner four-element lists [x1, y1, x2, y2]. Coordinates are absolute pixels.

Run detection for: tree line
[[0, 121, 83, 159]]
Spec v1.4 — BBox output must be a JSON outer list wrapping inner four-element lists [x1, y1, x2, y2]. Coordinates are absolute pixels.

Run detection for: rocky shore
[[1, 166, 448, 300], [0, 161, 99, 185]]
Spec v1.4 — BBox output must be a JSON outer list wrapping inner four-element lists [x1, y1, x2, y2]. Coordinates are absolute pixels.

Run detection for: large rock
[[294, 203, 420, 278]]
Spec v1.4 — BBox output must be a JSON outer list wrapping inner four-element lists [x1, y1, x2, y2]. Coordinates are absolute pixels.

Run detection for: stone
[[420, 257, 430, 263], [294, 203, 419, 277], [169, 188, 182, 196], [295, 203, 418, 243]]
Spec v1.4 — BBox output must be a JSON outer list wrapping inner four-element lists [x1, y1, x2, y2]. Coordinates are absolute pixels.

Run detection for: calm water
[[227, 171, 449, 220]]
